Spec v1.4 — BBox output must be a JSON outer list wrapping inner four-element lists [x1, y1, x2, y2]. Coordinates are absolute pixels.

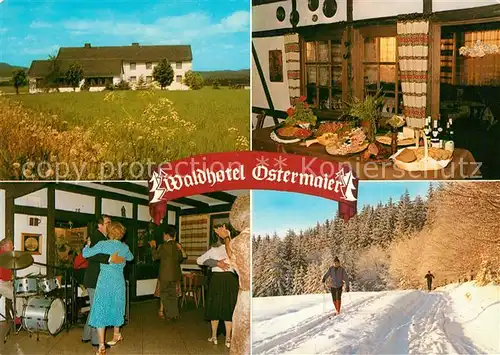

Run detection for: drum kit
[[0, 251, 66, 343]]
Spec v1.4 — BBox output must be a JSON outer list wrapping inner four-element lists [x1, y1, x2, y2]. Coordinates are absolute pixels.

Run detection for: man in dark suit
[[150, 225, 186, 320], [82, 215, 125, 347]]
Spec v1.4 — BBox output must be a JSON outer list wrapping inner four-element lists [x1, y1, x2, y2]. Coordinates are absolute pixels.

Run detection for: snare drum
[[22, 296, 66, 335], [38, 278, 59, 294], [14, 277, 38, 296]]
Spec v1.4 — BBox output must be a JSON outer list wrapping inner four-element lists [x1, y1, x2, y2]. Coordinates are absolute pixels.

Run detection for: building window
[[363, 36, 401, 116], [146, 76, 153, 83], [176, 62, 182, 69], [130, 62, 136, 70], [146, 62, 152, 70], [130, 76, 137, 83], [303, 39, 343, 110], [176, 75, 182, 83], [441, 28, 500, 86]]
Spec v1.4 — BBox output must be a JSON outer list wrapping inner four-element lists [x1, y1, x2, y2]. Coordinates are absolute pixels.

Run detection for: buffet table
[[253, 127, 480, 180]]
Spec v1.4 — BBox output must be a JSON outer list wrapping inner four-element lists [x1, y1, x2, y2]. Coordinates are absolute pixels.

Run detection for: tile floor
[[0, 300, 229, 355]]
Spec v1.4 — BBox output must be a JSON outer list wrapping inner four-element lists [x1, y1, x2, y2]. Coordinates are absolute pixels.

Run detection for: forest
[[252, 182, 500, 297]]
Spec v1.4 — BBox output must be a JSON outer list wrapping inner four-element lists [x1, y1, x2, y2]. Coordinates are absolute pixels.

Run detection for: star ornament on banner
[[274, 155, 287, 169], [256, 156, 269, 167], [149, 170, 167, 203], [335, 169, 357, 202]]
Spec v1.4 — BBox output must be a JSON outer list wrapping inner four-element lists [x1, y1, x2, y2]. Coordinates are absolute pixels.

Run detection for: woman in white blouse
[[197, 232, 238, 348]]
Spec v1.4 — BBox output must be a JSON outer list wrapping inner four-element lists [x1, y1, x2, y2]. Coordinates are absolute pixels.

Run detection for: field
[[0, 86, 29, 94], [0, 87, 249, 179]]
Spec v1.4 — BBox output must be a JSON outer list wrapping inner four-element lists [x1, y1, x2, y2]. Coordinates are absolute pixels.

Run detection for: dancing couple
[[197, 194, 250, 355], [81, 215, 133, 355]]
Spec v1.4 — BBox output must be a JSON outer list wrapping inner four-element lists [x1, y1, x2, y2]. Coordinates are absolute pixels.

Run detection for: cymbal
[[0, 251, 34, 270]]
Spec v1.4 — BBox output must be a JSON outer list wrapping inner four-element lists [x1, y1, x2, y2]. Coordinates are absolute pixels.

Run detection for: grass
[[0, 86, 29, 94], [0, 87, 249, 179]]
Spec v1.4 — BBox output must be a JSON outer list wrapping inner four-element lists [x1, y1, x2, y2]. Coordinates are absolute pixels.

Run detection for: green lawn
[[0, 86, 29, 94], [1, 87, 249, 179]]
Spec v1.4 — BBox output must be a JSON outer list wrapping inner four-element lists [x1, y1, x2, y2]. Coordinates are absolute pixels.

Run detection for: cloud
[[30, 21, 53, 29], [61, 10, 250, 43], [21, 44, 60, 56]]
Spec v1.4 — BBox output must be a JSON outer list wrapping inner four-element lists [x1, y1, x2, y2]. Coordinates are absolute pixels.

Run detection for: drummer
[[0, 238, 18, 321]]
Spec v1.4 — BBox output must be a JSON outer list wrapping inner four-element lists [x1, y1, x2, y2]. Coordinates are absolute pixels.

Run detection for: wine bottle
[[437, 123, 444, 148], [445, 121, 455, 152], [431, 119, 440, 148]]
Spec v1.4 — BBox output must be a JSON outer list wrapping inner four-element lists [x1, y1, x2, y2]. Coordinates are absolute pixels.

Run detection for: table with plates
[[253, 127, 480, 180]]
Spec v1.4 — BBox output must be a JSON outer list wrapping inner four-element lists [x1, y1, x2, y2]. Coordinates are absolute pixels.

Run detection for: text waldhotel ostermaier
[[154, 164, 350, 193]]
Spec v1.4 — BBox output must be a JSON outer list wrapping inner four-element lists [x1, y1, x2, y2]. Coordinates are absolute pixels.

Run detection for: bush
[[212, 79, 220, 90], [81, 80, 90, 91], [114, 80, 130, 90], [105, 83, 114, 91], [183, 70, 204, 90]]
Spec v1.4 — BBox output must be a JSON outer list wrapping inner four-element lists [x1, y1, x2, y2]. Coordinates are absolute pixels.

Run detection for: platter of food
[[392, 147, 453, 171], [324, 128, 369, 156], [270, 125, 313, 144], [375, 134, 416, 146]]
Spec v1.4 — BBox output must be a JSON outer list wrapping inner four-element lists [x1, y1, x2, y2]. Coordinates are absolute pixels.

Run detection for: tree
[[152, 59, 174, 89], [136, 75, 147, 90], [183, 70, 204, 90], [43, 55, 62, 91], [12, 70, 28, 95], [212, 79, 221, 90], [65, 62, 84, 91]]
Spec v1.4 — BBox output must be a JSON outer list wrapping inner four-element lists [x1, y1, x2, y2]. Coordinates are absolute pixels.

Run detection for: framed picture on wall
[[269, 49, 283, 82], [21, 233, 42, 255]]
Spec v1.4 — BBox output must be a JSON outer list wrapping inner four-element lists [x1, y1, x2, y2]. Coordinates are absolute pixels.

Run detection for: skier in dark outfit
[[322, 257, 349, 315], [425, 271, 435, 291]]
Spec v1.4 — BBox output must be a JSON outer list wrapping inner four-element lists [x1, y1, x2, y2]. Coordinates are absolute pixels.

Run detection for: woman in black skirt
[[197, 231, 238, 348]]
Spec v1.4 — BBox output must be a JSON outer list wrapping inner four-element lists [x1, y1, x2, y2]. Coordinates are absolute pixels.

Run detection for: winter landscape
[[252, 182, 500, 354]]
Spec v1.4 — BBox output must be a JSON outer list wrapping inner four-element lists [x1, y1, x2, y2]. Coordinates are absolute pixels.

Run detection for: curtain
[[397, 19, 429, 128]]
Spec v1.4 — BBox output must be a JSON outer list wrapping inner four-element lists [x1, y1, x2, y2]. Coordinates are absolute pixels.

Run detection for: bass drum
[[22, 296, 66, 335]]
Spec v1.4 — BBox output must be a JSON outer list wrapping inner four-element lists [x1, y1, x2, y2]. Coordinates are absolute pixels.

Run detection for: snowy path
[[253, 284, 499, 354]]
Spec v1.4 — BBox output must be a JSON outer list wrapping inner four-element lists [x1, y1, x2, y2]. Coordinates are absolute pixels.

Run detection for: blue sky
[[252, 182, 433, 237], [0, 0, 249, 70]]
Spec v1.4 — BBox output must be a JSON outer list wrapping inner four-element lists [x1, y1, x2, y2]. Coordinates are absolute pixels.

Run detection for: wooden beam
[[53, 183, 149, 206], [202, 192, 237, 204], [97, 182, 148, 196], [252, 0, 285, 5], [47, 187, 56, 277], [346, 0, 353, 98], [423, 0, 432, 16], [252, 106, 287, 119], [4, 193, 14, 241], [95, 196, 102, 218], [179, 203, 233, 216], [252, 42, 278, 126], [432, 5, 500, 23], [429, 23, 441, 119], [173, 197, 209, 209], [0, 182, 48, 199]]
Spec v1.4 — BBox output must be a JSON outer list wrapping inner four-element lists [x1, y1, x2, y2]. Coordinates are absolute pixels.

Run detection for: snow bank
[[444, 282, 500, 354]]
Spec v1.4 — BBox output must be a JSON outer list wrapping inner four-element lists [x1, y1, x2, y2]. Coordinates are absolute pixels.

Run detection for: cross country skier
[[321, 257, 349, 316], [425, 271, 435, 291]]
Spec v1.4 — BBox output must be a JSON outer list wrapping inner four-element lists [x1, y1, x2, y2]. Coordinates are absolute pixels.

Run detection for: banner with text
[[149, 151, 359, 224]]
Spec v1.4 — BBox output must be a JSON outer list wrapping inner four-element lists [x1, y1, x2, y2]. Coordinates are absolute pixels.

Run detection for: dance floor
[[0, 300, 229, 354]]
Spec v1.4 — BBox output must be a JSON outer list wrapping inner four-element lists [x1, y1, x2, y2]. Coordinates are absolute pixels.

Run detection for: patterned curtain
[[397, 19, 430, 128]]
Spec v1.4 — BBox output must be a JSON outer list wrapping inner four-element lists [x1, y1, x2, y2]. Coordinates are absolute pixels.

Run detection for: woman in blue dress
[[82, 221, 133, 355]]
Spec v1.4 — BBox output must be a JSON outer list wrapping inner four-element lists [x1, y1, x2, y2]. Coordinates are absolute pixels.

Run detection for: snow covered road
[[252, 283, 500, 354]]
